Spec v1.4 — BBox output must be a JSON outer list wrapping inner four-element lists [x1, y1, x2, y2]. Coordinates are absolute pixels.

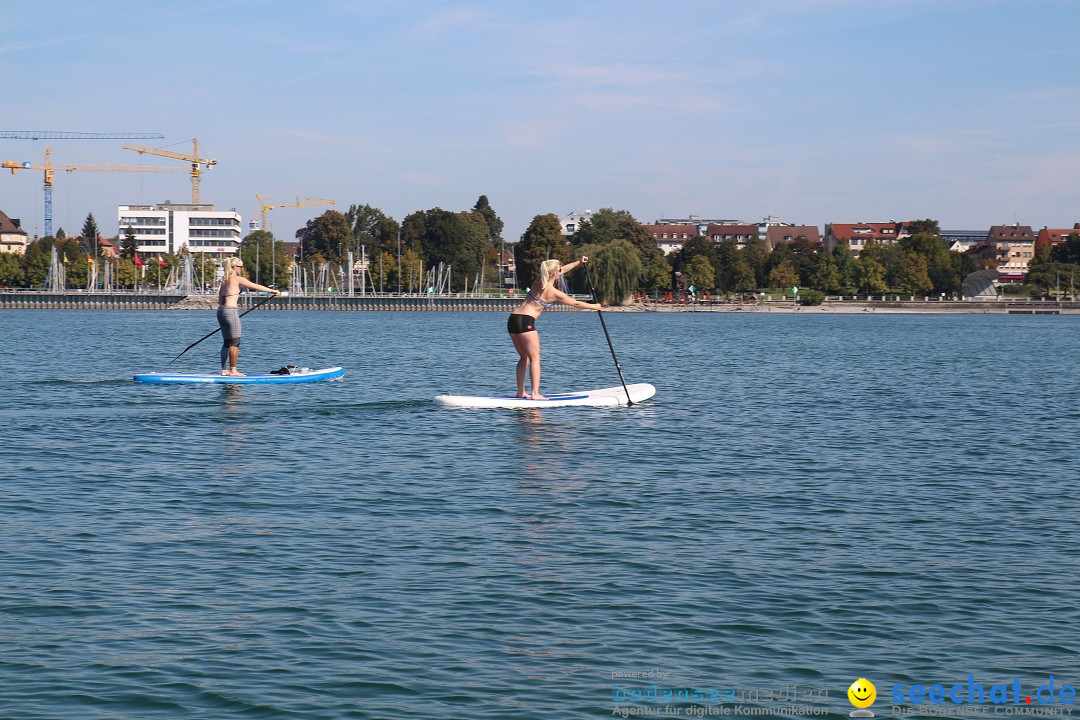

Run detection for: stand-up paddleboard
[[435, 383, 655, 408], [133, 367, 344, 385]]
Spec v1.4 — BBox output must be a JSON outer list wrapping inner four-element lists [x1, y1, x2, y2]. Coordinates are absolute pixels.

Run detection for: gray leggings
[[216, 307, 242, 368]]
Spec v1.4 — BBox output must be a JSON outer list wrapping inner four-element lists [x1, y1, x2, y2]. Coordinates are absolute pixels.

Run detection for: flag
[[135, 253, 144, 267], [159, 257, 166, 267]]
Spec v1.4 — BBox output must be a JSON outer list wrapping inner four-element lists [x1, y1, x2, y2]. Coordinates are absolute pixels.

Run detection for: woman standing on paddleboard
[[508, 256, 601, 400], [217, 257, 279, 376]]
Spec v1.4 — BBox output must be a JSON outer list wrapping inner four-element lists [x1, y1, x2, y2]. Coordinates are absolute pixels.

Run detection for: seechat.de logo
[[848, 678, 877, 717]]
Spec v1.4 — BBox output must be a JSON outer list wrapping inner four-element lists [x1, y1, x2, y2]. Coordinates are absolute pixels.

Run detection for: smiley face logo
[[847, 678, 876, 709]]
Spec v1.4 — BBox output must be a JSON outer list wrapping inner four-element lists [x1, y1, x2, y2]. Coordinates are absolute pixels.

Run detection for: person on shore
[[508, 256, 602, 399], [217, 257, 279, 376]]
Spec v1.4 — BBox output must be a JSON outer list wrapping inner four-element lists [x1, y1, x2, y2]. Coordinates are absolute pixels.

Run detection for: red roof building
[[643, 224, 702, 255], [1035, 223, 1080, 253], [766, 225, 821, 251], [824, 221, 913, 257], [985, 224, 1034, 281], [0, 209, 29, 254], [704, 223, 759, 247]]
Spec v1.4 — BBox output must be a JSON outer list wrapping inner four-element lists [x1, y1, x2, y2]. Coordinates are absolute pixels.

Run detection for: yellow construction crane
[[123, 138, 216, 204], [255, 194, 336, 234], [2, 147, 187, 236]]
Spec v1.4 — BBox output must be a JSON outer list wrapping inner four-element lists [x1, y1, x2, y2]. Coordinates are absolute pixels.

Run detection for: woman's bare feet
[[528, 393, 547, 401]]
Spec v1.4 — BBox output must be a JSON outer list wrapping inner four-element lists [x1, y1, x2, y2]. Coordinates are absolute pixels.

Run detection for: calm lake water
[[2, 309, 1078, 720]]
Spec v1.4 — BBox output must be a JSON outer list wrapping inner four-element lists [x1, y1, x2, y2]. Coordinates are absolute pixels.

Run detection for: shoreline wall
[[0, 292, 533, 312], [0, 292, 1077, 314]]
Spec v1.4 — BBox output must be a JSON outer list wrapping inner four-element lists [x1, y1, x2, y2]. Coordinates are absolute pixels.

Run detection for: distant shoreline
[[623, 301, 1078, 315], [0, 292, 1076, 314]]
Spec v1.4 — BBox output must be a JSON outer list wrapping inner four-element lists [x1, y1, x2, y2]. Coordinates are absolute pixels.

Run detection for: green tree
[[1050, 234, 1080, 263], [0, 252, 23, 286], [402, 208, 489, 291], [471, 195, 503, 246], [831, 240, 856, 290], [788, 237, 822, 284], [371, 250, 395, 292], [120, 226, 138, 259], [768, 259, 799, 290], [742, 237, 770, 287], [399, 248, 424, 293], [1023, 261, 1080, 296], [296, 210, 353, 263], [713, 238, 738, 292], [345, 203, 399, 257], [907, 218, 941, 236], [733, 258, 756, 292], [577, 238, 642, 304], [896, 252, 933, 294], [685, 255, 716, 292], [642, 253, 673, 293], [21, 239, 53, 287], [569, 207, 661, 267], [113, 258, 137, 289], [858, 238, 884, 264], [514, 213, 571, 288], [674, 235, 715, 264], [810, 255, 842, 293], [241, 230, 290, 287], [66, 252, 89, 289], [80, 213, 100, 256], [855, 257, 888, 294]]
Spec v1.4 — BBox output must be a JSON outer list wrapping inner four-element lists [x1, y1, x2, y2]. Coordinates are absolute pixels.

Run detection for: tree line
[[6, 201, 1076, 302]]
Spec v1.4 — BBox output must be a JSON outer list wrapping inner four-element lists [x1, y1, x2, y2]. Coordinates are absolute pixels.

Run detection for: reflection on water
[[217, 384, 250, 455]]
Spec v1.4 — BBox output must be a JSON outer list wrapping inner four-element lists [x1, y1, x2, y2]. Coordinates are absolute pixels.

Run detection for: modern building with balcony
[[117, 202, 242, 257]]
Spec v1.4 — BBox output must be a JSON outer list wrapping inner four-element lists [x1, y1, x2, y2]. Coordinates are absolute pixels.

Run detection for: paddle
[[583, 265, 634, 405], [164, 293, 278, 367]]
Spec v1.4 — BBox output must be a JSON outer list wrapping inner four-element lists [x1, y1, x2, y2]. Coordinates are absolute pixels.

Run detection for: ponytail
[[539, 259, 562, 290]]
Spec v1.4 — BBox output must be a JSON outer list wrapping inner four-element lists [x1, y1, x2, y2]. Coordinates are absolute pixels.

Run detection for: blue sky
[[2, 0, 1079, 241]]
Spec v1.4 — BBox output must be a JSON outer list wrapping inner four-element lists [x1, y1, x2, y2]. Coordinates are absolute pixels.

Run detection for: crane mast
[[123, 138, 216, 204]]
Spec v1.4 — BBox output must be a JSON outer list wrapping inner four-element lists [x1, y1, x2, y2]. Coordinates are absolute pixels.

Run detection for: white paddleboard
[[434, 383, 655, 408]]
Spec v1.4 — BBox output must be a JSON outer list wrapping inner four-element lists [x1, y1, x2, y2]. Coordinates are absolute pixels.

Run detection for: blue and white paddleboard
[[133, 367, 345, 385], [434, 383, 655, 408]]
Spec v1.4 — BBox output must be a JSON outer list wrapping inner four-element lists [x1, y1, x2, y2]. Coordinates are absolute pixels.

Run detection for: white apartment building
[[559, 210, 593, 236], [118, 202, 241, 257]]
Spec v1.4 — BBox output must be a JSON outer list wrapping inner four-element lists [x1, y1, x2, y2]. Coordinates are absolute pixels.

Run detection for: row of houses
[[559, 212, 1080, 282], [3, 203, 1079, 284]]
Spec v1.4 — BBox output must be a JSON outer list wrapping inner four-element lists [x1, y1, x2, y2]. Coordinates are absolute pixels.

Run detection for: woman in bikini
[[217, 256, 279, 376], [508, 256, 602, 399]]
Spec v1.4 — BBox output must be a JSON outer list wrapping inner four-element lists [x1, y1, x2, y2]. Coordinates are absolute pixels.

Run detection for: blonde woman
[[508, 256, 602, 399], [217, 257, 279, 376]]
